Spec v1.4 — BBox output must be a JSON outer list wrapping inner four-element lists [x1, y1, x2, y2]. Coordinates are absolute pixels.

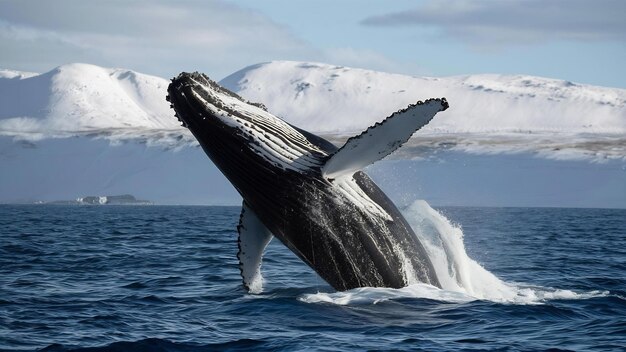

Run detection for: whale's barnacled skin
[[167, 72, 447, 291]]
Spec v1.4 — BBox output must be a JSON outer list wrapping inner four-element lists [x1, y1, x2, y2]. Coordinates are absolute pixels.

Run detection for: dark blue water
[[1, 205, 625, 351]]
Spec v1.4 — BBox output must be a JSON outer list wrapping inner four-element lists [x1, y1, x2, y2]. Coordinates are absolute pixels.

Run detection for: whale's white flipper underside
[[322, 98, 448, 180], [237, 202, 274, 293]]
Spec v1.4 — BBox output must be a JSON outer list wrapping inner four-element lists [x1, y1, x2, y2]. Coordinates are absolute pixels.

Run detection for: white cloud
[[0, 0, 314, 79], [0, 0, 442, 79], [361, 0, 626, 46]]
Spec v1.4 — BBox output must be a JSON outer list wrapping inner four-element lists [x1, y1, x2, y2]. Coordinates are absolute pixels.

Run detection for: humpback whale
[[167, 72, 448, 292]]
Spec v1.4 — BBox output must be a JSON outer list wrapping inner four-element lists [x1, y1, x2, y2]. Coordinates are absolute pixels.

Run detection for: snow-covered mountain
[[0, 63, 191, 146], [2, 61, 624, 159], [221, 61, 626, 159], [1, 61, 625, 206], [223, 62, 625, 135]]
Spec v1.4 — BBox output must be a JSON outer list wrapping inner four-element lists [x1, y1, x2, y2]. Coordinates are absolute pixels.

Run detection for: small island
[[44, 194, 152, 205]]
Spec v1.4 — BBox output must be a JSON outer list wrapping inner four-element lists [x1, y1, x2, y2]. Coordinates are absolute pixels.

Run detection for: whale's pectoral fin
[[237, 202, 273, 294], [322, 98, 449, 180]]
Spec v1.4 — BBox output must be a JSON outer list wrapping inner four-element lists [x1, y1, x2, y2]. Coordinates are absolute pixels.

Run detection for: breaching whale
[[167, 72, 448, 292]]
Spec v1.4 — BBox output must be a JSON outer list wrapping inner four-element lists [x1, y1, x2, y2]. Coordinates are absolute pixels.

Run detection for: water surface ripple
[[1, 205, 624, 351]]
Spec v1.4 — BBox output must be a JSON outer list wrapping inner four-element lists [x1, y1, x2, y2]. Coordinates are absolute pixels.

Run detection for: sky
[[0, 0, 625, 88]]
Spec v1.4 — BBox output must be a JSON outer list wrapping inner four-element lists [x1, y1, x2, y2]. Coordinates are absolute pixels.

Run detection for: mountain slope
[[0, 63, 191, 145], [221, 61, 625, 159], [222, 61, 625, 135], [1, 61, 625, 158], [1, 62, 624, 206]]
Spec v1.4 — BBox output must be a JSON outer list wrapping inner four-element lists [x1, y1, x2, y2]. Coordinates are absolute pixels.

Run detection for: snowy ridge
[[1, 61, 625, 159], [222, 61, 626, 159], [0, 69, 38, 79], [0, 63, 193, 146]]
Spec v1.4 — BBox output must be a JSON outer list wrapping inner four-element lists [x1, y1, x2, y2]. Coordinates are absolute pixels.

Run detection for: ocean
[[1, 204, 625, 351]]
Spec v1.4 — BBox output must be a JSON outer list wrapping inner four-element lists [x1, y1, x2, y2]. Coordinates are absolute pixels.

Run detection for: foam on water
[[300, 200, 610, 305], [299, 283, 474, 305]]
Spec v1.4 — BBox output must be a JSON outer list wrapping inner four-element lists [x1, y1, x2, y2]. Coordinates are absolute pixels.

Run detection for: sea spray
[[300, 200, 609, 305], [402, 200, 517, 300]]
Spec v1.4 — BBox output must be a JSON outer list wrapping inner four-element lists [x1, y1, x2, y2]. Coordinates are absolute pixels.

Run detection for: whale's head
[[167, 72, 329, 195]]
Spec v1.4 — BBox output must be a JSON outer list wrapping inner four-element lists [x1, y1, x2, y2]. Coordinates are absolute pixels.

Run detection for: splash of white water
[[300, 200, 609, 305], [403, 200, 518, 301]]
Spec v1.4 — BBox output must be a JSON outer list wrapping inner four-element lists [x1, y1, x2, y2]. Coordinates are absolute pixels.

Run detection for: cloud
[[0, 0, 315, 79], [361, 0, 626, 46], [0, 0, 428, 79]]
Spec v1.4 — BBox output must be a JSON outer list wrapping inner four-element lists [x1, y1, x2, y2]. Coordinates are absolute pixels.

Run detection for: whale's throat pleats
[[183, 74, 330, 174]]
